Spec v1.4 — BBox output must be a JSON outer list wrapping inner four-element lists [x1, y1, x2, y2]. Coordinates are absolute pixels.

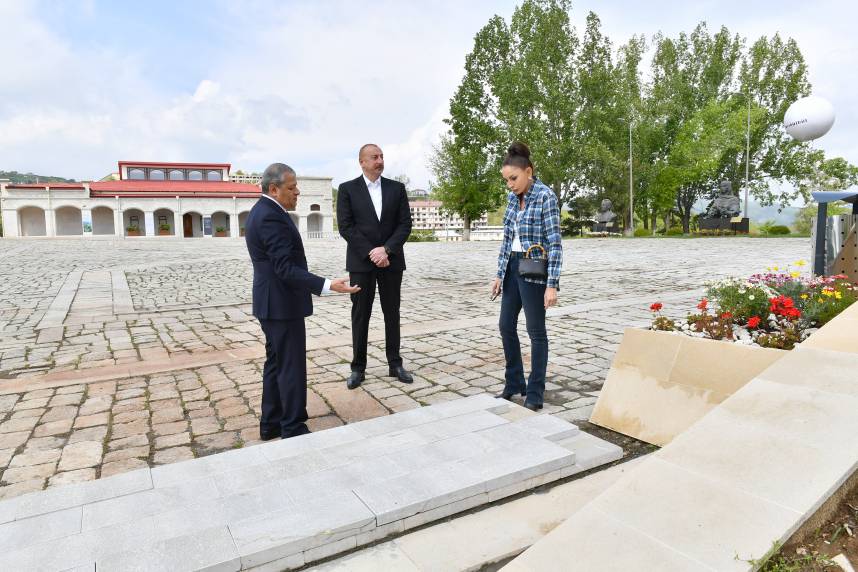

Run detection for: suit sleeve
[[260, 211, 325, 295], [337, 182, 376, 257], [384, 183, 413, 255]]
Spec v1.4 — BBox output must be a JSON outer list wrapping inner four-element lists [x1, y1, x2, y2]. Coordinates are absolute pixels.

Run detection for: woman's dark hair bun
[[502, 141, 534, 170], [507, 141, 531, 159]]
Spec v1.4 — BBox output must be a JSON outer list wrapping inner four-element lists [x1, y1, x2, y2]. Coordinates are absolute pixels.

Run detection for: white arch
[[182, 211, 203, 238], [238, 211, 250, 237], [211, 211, 230, 237], [307, 212, 323, 234], [154, 208, 175, 236], [55, 206, 83, 236], [91, 206, 115, 235], [123, 208, 146, 236], [18, 206, 46, 237]]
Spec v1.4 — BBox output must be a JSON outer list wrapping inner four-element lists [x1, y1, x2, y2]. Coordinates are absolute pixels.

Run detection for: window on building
[[158, 215, 168, 226], [168, 169, 185, 181], [149, 169, 165, 180], [188, 170, 203, 181], [206, 170, 222, 181], [128, 168, 145, 180], [310, 204, 321, 211], [129, 215, 139, 229]]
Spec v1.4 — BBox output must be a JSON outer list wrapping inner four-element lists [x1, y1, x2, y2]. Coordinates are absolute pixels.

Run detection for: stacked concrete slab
[[506, 303, 858, 571], [0, 394, 621, 571]]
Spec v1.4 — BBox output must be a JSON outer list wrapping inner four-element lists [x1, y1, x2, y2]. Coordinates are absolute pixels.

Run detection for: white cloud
[[1, 0, 855, 192]]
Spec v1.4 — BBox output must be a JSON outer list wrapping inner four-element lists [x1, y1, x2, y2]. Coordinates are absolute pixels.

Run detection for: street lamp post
[[629, 120, 634, 236], [729, 90, 753, 219]]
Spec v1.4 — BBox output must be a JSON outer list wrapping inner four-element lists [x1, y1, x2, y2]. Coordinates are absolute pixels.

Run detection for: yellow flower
[[794, 260, 807, 267], [800, 294, 809, 299], [773, 266, 779, 271], [835, 291, 843, 299], [790, 271, 800, 278], [823, 290, 833, 297], [818, 298, 824, 303]]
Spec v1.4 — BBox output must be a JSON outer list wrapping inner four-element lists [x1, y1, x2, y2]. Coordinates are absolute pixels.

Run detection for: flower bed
[[650, 261, 857, 350]]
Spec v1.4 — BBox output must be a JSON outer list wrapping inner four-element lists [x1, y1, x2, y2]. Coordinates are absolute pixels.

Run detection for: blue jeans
[[499, 255, 548, 406]]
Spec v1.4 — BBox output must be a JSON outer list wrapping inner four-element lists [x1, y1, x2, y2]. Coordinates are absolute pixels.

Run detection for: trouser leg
[[377, 270, 403, 368], [349, 271, 377, 372], [498, 258, 525, 394]]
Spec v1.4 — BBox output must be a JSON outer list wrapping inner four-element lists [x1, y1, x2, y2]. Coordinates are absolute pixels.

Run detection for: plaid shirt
[[496, 179, 563, 289]]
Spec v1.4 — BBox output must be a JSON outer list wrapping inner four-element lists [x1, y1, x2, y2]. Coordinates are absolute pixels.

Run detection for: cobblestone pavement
[[0, 236, 808, 499]]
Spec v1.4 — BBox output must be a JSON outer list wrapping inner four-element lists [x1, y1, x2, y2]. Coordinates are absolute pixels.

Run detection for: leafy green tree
[[495, 0, 579, 201], [430, 15, 510, 240]]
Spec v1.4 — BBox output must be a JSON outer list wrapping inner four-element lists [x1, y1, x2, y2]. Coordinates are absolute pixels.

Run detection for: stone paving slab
[[0, 238, 807, 503], [505, 305, 858, 572], [0, 395, 620, 571]]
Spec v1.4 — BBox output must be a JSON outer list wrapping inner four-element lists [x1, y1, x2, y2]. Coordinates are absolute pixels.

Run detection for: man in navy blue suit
[[244, 163, 359, 440]]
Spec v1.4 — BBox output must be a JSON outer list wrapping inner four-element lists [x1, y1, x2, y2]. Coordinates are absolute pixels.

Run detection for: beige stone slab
[[585, 457, 801, 571], [589, 329, 784, 446], [801, 300, 858, 354], [757, 346, 858, 397], [504, 502, 713, 572], [658, 378, 858, 515]]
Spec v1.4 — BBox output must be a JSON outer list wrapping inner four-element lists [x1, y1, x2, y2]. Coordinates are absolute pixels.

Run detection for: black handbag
[[519, 244, 548, 280]]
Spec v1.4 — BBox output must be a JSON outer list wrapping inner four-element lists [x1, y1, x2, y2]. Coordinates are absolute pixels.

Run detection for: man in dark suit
[[245, 163, 359, 440], [337, 144, 414, 389]]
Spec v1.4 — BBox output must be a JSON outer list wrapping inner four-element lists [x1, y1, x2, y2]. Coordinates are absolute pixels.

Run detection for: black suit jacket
[[336, 176, 412, 272], [244, 196, 325, 320]]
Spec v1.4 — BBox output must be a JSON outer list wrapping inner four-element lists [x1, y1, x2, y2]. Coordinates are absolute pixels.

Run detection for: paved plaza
[[0, 236, 808, 500]]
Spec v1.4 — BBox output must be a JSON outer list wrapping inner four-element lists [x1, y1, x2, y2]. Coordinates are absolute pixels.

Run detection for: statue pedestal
[[699, 217, 749, 233], [593, 221, 616, 233]]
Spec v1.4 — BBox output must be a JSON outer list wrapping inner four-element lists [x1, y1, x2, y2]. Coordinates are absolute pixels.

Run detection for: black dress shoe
[[347, 371, 365, 390], [496, 390, 527, 400], [259, 430, 280, 441], [388, 366, 413, 384], [524, 402, 543, 411]]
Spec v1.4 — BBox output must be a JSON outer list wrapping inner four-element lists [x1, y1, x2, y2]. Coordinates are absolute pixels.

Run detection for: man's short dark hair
[[261, 163, 295, 194], [358, 144, 381, 159]]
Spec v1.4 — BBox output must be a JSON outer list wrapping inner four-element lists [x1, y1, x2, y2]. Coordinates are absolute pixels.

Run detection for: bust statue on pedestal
[[705, 180, 741, 219], [699, 180, 748, 232], [593, 199, 618, 232]]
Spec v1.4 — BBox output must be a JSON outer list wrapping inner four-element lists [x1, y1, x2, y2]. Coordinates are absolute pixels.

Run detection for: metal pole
[[745, 94, 751, 218], [813, 202, 828, 276], [628, 120, 634, 235]]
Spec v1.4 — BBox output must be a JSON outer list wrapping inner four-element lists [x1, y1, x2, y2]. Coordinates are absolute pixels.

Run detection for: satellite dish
[[783, 96, 835, 142]]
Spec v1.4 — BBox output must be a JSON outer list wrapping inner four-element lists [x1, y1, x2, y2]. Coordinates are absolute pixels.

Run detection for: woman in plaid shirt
[[490, 142, 562, 411]]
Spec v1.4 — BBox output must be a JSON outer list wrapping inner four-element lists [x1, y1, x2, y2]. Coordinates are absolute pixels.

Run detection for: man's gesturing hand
[[330, 277, 361, 294], [369, 246, 389, 267]]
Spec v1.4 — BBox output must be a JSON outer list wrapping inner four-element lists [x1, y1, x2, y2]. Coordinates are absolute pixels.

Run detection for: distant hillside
[[0, 170, 76, 184]]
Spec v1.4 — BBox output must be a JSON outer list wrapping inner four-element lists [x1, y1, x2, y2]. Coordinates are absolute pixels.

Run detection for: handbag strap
[[525, 244, 547, 259]]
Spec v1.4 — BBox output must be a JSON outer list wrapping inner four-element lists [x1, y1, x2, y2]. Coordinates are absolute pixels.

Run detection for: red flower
[[747, 316, 761, 329], [650, 302, 663, 312], [697, 298, 708, 311], [720, 311, 732, 320]]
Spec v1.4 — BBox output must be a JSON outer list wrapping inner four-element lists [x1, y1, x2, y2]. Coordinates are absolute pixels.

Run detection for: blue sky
[[1, 0, 855, 193]]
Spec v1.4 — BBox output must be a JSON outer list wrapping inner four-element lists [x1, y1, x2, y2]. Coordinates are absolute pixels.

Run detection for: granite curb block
[[0, 394, 622, 571]]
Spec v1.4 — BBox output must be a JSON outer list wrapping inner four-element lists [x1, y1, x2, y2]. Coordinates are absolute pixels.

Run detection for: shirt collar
[[363, 175, 381, 189], [262, 193, 288, 214]]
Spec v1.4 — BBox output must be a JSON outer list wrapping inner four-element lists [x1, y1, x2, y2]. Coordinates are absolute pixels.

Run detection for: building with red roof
[[1, 161, 333, 238]]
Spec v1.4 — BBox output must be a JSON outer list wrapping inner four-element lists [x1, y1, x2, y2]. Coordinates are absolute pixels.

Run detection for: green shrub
[[705, 278, 771, 322], [634, 228, 652, 237], [768, 225, 791, 235], [666, 227, 684, 236], [407, 230, 438, 242]]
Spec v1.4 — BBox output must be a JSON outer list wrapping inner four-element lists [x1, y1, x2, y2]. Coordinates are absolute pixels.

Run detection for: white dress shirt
[[262, 194, 331, 294], [363, 175, 383, 220]]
